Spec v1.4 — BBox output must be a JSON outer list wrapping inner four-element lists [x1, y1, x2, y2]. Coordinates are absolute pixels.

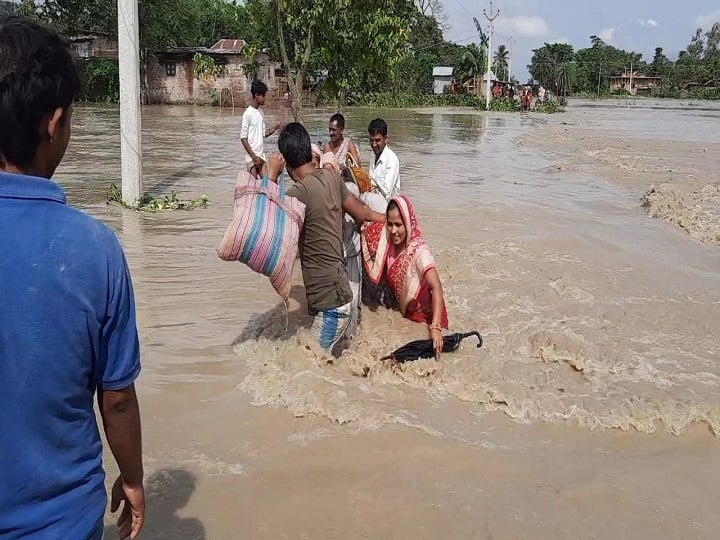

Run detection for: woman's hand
[[430, 327, 443, 359]]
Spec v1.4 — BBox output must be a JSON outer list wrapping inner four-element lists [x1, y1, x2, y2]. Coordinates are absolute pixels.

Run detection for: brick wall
[[146, 56, 194, 104], [147, 54, 282, 106]]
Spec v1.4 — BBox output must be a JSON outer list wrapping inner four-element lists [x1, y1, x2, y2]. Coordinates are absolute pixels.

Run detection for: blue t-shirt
[[0, 172, 141, 539]]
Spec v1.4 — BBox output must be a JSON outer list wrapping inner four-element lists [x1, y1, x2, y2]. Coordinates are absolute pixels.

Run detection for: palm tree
[[494, 44, 510, 81], [529, 42, 576, 98]]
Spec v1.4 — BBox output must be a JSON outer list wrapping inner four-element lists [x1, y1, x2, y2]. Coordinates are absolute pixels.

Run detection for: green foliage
[[489, 98, 519, 112], [208, 88, 221, 106], [39, 0, 116, 36], [493, 44, 510, 81], [529, 24, 720, 98], [528, 43, 576, 97], [192, 53, 226, 80], [275, 0, 416, 119], [240, 43, 262, 80], [36, 0, 720, 108], [80, 58, 120, 103], [533, 100, 563, 114], [107, 184, 209, 212], [347, 92, 482, 108]]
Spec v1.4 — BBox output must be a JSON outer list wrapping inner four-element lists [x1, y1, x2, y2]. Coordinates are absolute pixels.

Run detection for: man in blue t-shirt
[[0, 18, 145, 540]]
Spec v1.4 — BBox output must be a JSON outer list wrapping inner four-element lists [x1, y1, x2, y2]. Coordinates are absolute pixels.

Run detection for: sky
[[441, 0, 720, 81]]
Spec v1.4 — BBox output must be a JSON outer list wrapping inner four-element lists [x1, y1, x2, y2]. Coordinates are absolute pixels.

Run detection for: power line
[[411, 32, 479, 53]]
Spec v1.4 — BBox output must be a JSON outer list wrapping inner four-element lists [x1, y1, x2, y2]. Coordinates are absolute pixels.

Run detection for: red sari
[[361, 195, 449, 329]]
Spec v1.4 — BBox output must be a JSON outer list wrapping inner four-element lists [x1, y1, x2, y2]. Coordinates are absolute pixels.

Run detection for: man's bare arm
[[100, 384, 143, 486]]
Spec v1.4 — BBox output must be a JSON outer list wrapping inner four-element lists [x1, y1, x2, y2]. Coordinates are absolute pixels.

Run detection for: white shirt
[[240, 106, 266, 164], [369, 145, 400, 200]]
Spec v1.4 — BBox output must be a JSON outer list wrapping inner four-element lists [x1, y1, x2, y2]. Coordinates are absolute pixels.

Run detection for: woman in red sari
[[362, 195, 449, 357]]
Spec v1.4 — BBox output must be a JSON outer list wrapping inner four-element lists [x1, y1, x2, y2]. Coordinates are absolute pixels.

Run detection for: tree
[[528, 42, 575, 97], [493, 44, 509, 81], [40, 0, 116, 36], [415, 0, 447, 31], [274, 0, 413, 120], [395, 10, 446, 95], [460, 42, 486, 96]]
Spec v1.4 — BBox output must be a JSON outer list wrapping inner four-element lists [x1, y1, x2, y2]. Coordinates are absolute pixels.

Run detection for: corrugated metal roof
[[432, 66, 454, 77], [211, 39, 245, 52]]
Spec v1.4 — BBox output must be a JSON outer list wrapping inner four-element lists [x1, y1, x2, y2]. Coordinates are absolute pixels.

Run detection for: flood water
[[55, 100, 720, 538]]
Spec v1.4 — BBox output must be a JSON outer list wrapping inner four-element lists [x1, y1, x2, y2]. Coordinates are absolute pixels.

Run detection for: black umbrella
[[380, 331, 483, 363]]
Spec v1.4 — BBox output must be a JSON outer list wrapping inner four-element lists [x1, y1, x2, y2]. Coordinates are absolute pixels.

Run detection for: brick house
[[609, 69, 662, 96], [70, 34, 119, 60], [147, 39, 280, 107]]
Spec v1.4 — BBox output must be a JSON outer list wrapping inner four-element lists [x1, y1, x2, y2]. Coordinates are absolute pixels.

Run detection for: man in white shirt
[[368, 118, 400, 201], [241, 79, 281, 177]]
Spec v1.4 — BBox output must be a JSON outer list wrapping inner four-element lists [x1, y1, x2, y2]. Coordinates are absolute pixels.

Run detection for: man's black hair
[[368, 118, 388, 137], [278, 122, 312, 169], [251, 79, 267, 98], [329, 113, 345, 129], [0, 16, 82, 167]]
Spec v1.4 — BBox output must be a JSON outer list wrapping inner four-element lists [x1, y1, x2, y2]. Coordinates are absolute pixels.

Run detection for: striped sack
[[217, 170, 305, 300]]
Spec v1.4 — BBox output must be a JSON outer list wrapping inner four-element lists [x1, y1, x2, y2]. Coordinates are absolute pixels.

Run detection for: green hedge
[[347, 92, 483, 108], [80, 59, 120, 103]]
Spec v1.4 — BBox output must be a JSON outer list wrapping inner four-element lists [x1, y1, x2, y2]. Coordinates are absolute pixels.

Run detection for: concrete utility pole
[[507, 36, 517, 82], [118, 0, 143, 206], [483, 0, 500, 110]]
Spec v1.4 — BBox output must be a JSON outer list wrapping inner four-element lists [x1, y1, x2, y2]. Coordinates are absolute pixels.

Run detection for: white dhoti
[[344, 183, 363, 338], [360, 191, 388, 214]]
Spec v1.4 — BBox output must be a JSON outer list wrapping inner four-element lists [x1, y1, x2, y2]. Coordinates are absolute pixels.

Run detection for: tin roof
[[210, 39, 246, 52], [432, 66, 454, 77]]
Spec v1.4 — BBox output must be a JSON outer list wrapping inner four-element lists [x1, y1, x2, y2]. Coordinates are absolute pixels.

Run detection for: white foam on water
[[234, 238, 720, 439]]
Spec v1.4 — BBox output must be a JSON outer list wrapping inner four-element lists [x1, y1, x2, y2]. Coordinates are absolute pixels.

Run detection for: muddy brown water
[[53, 100, 720, 538]]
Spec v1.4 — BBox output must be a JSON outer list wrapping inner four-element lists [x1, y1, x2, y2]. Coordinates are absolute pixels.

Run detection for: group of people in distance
[[240, 79, 450, 359]]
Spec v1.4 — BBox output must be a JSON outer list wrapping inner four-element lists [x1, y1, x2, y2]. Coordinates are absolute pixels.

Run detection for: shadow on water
[[232, 285, 312, 346], [104, 469, 204, 540]]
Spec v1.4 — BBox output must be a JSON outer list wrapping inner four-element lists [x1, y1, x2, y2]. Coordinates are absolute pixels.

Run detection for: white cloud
[[496, 15, 550, 38], [638, 18, 658, 27], [598, 27, 616, 44], [696, 9, 720, 29]]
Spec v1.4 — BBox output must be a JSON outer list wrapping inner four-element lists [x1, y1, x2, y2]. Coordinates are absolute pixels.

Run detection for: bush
[[489, 98, 519, 112], [534, 100, 564, 113], [80, 58, 120, 103], [689, 87, 720, 100], [346, 92, 483, 108]]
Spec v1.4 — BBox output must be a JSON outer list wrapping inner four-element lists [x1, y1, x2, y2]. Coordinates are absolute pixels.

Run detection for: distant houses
[[609, 69, 662, 96], [432, 66, 454, 95], [71, 34, 118, 60], [149, 39, 280, 106], [67, 34, 282, 107]]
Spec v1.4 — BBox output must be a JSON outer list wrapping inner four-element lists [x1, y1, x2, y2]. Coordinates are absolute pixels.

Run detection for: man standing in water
[[0, 17, 144, 540], [323, 113, 362, 167], [364, 118, 400, 211], [241, 79, 282, 177], [268, 123, 384, 353]]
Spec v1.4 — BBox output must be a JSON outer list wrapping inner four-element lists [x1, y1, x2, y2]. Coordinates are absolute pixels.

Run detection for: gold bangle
[[428, 324, 442, 332]]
